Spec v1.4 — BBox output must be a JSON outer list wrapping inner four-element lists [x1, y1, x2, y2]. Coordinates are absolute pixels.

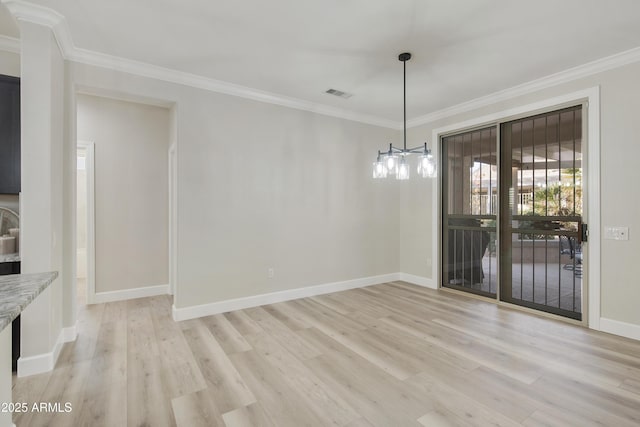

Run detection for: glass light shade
[[372, 160, 388, 179], [397, 157, 410, 180], [385, 154, 398, 174], [417, 154, 436, 178]]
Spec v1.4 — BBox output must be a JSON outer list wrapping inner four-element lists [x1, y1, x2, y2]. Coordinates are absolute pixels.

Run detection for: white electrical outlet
[[268, 268, 275, 278], [604, 226, 629, 241]]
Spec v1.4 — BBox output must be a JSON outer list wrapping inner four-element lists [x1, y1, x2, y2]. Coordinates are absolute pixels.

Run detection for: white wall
[[76, 94, 170, 293], [400, 61, 640, 329], [0, 49, 19, 77], [175, 90, 401, 308], [70, 63, 400, 310]]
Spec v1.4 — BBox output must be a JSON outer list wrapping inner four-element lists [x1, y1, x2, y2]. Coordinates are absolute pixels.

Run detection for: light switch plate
[[604, 226, 629, 240]]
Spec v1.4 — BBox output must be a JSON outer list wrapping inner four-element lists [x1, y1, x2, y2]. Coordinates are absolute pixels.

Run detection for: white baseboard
[[17, 322, 79, 377], [599, 317, 640, 341], [172, 273, 402, 321], [62, 323, 78, 343], [93, 284, 169, 304], [397, 273, 436, 289]]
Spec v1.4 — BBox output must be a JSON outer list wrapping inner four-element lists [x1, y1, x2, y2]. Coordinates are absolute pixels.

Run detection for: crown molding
[[0, 34, 19, 53], [66, 46, 400, 129], [2, 0, 63, 27], [1, 0, 75, 60], [406, 46, 640, 128]]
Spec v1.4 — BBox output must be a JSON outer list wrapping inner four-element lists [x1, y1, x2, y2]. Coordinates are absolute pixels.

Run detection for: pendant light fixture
[[373, 52, 436, 180]]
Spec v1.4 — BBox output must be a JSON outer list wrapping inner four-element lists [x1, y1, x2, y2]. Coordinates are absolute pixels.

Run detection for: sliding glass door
[[441, 106, 584, 320]]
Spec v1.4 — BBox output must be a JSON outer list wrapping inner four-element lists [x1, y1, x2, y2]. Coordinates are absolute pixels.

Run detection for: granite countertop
[[0, 271, 58, 332], [0, 253, 20, 263]]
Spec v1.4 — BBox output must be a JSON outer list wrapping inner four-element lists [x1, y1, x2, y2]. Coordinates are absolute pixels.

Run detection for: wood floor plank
[[621, 377, 640, 395], [221, 402, 276, 427], [291, 298, 372, 332], [244, 306, 321, 360], [229, 349, 330, 427], [127, 306, 160, 357], [84, 350, 127, 394], [127, 355, 175, 427], [379, 315, 544, 384], [10, 369, 52, 427], [409, 355, 538, 424], [529, 373, 640, 426], [155, 332, 208, 398], [345, 417, 377, 427], [73, 379, 128, 427], [101, 300, 128, 323], [244, 331, 360, 426], [38, 360, 91, 408], [182, 320, 256, 413], [202, 313, 252, 354], [171, 388, 224, 427], [523, 408, 600, 427], [262, 302, 313, 330], [407, 374, 522, 427], [417, 409, 471, 427], [11, 281, 640, 427], [93, 319, 127, 357], [368, 318, 481, 372], [298, 327, 430, 426], [432, 315, 640, 386], [223, 309, 264, 336]]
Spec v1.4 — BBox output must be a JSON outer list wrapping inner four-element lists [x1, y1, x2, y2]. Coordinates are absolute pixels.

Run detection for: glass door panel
[[442, 126, 498, 297], [499, 105, 583, 320]]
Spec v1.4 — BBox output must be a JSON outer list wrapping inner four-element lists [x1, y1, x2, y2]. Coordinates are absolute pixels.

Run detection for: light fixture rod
[[403, 54, 406, 152], [398, 52, 412, 151]]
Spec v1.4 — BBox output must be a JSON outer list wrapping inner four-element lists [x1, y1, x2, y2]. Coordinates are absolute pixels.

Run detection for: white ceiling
[[3, 0, 640, 122]]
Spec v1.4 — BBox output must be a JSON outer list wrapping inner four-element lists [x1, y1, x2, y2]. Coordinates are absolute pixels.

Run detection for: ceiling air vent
[[325, 88, 353, 99]]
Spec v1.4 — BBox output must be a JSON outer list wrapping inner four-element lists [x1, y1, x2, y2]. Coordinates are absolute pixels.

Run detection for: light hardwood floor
[[12, 281, 640, 426]]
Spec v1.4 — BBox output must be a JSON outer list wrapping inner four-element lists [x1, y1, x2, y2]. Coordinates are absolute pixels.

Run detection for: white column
[[16, 20, 65, 376]]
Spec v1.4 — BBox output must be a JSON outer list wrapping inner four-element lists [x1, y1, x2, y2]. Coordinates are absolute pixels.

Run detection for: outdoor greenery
[[530, 168, 582, 217], [519, 169, 582, 239]]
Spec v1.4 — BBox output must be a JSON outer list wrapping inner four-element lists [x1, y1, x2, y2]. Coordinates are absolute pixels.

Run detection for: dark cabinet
[[0, 75, 20, 194], [0, 261, 19, 275]]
